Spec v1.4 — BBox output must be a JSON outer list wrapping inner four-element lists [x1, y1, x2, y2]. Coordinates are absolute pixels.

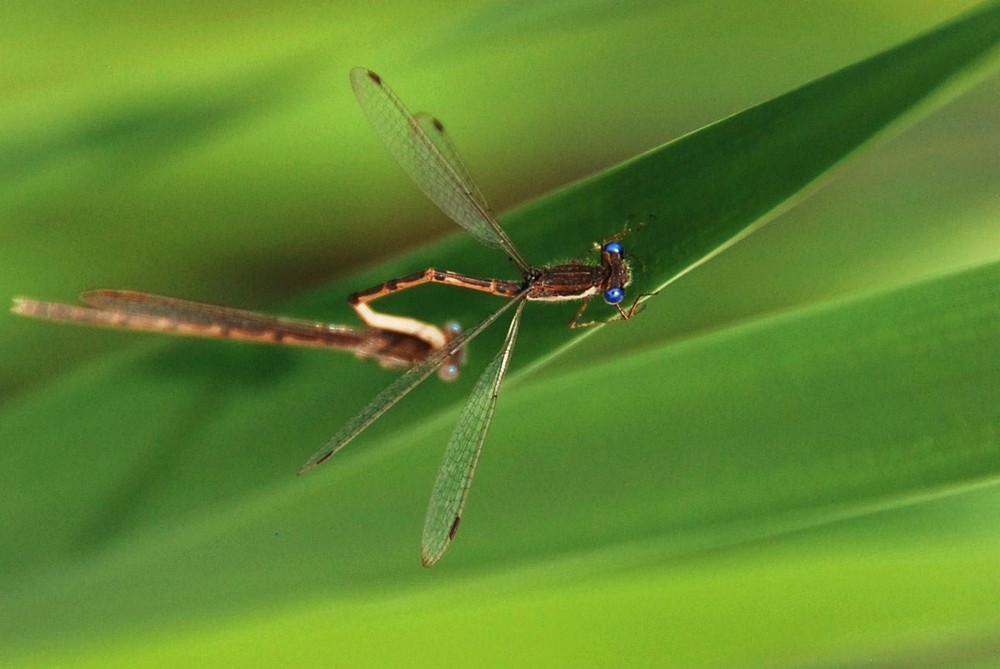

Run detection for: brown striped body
[[11, 290, 465, 374], [349, 241, 633, 335]]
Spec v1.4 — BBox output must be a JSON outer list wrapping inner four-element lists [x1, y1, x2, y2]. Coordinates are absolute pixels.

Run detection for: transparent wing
[[420, 299, 526, 567], [26, 289, 387, 348], [80, 290, 360, 337], [12, 290, 430, 362], [413, 112, 491, 216], [350, 68, 531, 274], [298, 291, 529, 474]]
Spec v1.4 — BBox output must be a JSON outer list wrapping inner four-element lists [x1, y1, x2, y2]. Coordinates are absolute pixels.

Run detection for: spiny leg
[[569, 291, 653, 328], [609, 214, 654, 243], [567, 297, 595, 328], [619, 292, 658, 320]]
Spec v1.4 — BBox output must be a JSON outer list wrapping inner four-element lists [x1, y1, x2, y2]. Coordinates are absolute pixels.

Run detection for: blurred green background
[[2, 2, 998, 667]]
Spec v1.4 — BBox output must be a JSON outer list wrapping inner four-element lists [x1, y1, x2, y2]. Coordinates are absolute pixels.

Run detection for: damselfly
[[12, 291, 465, 378], [299, 69, 646, 566]]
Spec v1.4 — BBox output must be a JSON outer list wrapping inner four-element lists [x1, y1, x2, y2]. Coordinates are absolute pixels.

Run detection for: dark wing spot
[[448, 516, 461, 540], [367, 71, 382, 85], [431, 117, 445, 132]]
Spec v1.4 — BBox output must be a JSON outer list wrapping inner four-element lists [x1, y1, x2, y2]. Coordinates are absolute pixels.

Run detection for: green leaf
[[2, 4, 998, 667]]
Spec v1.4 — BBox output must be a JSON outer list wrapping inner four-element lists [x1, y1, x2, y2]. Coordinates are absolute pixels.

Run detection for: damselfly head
[[603, 287, 625, 305], [438, 320, 465, 381], [600, 240, 631, 306]]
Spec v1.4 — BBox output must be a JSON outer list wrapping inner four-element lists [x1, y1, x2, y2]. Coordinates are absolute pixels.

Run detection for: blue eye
[[440, 363, 460, 381], [604, 287, 625, 305], [603, 241, 623, 255]]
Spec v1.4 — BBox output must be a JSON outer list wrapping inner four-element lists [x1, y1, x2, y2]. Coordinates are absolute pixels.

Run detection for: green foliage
[[2, 3, 998, 667]]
